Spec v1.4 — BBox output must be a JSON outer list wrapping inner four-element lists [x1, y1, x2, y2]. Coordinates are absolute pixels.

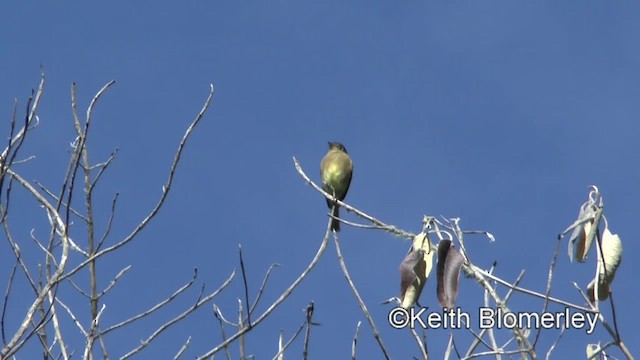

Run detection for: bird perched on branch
[[320, 142, 353, 231]]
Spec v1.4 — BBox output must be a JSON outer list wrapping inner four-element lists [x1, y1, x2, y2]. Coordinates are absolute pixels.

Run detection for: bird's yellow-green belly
[[324, 165, 349, 190]]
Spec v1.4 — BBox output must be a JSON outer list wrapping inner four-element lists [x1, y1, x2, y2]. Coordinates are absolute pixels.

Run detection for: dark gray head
[[328, 142, 347, 153]]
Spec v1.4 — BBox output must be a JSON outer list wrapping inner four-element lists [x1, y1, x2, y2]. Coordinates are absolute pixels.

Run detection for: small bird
[[320, 142, 353, 231]]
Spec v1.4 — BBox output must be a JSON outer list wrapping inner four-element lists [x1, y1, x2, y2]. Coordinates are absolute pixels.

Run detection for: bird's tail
[[330, 205, 340, 232]]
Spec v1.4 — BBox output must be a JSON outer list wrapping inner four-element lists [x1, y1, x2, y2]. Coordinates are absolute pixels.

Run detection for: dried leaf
[[586, 343, 602, 358], [399, 232, 435, 309], [567, 204, 597, 262], [436, 239, 465, 309], [587, 228, 623, 301], [400, 249, 425, 308]]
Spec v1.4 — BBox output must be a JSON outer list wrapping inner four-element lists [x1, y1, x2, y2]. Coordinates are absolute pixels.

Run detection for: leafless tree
[[0, 74, 632, 359]]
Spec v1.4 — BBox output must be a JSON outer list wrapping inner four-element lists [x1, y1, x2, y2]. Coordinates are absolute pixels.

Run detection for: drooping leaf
[[400, 249, 425, 309], [586, 343, 603, 358], [399, 232, 434, 309], [567, 204, 597, 263], [587, 227, 623, 302], [436, 239, 465, 310], [414, 231, 434, 282], [575, 219, 594, 262]]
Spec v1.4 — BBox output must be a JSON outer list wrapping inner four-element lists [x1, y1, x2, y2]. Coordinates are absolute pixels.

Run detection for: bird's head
[[328, 142, 347, 153]]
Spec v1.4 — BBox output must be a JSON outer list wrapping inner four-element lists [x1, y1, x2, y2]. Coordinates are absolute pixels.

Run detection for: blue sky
[[1, 2, 638, 358]]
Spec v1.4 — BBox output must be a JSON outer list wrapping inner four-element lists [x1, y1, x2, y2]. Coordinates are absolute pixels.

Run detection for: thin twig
[[1, 260, 18, 345], [544, 327, 565, 360], [46, 293, 69, 360], [271, 320, 306, 360], [33, 180, 88, 222], [351, 321, 362, 360], [249, 264, 280, 315], [238, 299, 245, 360], [213, 304, 238, 327], [534, 232, 563, 348], [197, 226, 330, 359], [239, 245, 251, 327], [120, 270, 235, 359], [408, 326, 428, 359], [2, 205, 38, 296], [89, 148, 118, 190], [173, 336, 191, 360], [96, 192, 119, 252], [59, 84, 216, 283], [472, 265, 593, 313], [101, 268, 204, 336], [84, 304, 107, 360], [213, 305, 233, 360], [99, 265, 132, 297], [333, 234, 390, 359], [55, 298, 87, 336]]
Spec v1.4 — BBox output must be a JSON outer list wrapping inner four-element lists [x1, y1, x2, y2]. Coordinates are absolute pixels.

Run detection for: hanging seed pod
[[399, 232, 434, 309], [587, 227, 623, 302], [436, 239, 465, 310]]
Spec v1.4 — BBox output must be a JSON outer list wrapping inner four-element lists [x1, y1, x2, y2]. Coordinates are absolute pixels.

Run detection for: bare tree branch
[[333, 234, 390, 359], [120, 269, 235, 359]]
